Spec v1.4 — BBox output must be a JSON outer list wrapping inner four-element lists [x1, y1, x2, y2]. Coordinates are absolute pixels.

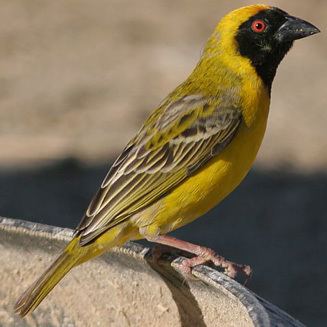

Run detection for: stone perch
[[0, 217, 304, 327]]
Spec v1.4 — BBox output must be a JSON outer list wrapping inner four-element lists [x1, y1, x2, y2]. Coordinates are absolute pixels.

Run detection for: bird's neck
[[188, 49, 270, 127], [190, 37, 260, 90]]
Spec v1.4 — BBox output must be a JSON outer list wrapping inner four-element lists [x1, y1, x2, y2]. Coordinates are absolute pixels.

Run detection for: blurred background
[[0, 0, 326, 325]]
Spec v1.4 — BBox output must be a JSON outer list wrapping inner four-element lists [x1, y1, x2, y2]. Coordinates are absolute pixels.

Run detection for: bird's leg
[[148, 235, 252, 280]]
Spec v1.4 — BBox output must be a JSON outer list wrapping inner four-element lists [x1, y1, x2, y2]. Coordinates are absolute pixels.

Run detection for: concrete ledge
[[0, 217, 304, 327]]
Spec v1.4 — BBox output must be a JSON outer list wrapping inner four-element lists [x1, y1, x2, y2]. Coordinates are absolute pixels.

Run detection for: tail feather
[[14, 228, 120, 316], [14, 249, 80, 316]]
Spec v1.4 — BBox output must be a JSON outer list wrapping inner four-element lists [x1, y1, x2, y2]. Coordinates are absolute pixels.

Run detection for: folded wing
[[76, 94, 242, 245]]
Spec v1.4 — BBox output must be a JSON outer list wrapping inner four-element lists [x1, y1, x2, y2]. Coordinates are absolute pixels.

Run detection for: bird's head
[[202, 5, 320, 91]]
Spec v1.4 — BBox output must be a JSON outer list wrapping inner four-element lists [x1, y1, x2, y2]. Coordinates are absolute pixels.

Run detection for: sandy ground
[[0, 1, 326, 326], [0, 0, 326, 170]]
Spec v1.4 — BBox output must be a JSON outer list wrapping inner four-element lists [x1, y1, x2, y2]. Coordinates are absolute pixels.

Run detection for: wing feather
[[76, 94, 242, 245]]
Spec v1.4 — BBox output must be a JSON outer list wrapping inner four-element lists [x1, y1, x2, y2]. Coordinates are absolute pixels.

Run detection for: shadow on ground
[[0, 158, 326, 326]]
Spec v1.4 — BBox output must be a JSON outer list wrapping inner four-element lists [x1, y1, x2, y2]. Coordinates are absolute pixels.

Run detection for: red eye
[[251, 19, 267, 33]]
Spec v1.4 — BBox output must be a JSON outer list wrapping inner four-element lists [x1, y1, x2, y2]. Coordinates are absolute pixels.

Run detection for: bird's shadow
[[145, 251, 207, 327]]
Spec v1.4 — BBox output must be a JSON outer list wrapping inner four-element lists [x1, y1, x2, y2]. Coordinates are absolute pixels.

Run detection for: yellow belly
[[136, 105, 269, 238]]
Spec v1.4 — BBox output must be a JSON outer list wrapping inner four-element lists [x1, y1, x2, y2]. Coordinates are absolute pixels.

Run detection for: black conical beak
[[275, 16, 320, 43]]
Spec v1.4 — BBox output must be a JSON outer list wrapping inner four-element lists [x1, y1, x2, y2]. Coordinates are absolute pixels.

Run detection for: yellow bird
[[15, 4, 319, 316]]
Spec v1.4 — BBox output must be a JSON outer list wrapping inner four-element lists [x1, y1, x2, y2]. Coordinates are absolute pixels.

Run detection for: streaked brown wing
[[76, 95, 242, 245]]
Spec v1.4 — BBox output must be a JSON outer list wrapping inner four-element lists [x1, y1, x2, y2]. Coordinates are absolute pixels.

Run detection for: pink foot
[[178, 246, 252, 280], [148, 235, 252, 281]]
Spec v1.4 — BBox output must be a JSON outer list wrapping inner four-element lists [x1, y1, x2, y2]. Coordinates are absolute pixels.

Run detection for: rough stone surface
[[0, 218, 306, 327]]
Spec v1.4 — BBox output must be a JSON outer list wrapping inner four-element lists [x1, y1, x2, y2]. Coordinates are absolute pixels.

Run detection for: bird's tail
[[14, 238, 85, 317]]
